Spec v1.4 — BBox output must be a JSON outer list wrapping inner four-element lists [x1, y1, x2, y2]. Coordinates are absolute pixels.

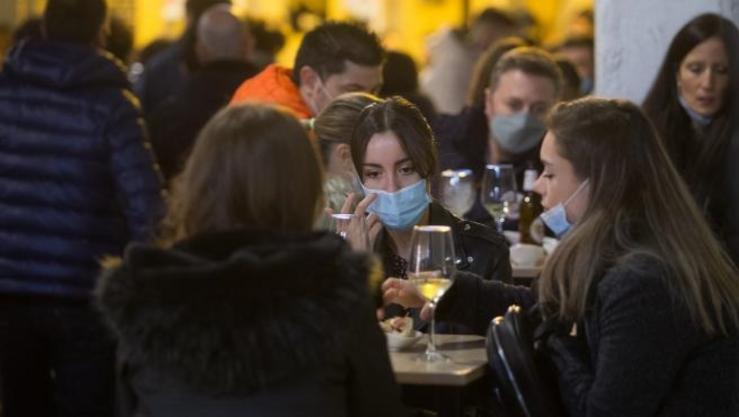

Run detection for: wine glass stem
[[426, 302, 437, 356], [496, 216, 505, 233]]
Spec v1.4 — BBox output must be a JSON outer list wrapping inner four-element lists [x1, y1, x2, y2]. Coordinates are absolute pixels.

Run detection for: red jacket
[[229, 64, 312, 118]]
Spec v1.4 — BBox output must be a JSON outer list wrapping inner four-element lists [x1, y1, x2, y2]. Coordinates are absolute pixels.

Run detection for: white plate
[[503, 230, 520, 245], [385, 330, 423, 351], [542, 237, 559, 255]]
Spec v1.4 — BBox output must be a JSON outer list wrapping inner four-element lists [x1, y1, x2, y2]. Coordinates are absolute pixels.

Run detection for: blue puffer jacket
[[0, 40, 165, 299]]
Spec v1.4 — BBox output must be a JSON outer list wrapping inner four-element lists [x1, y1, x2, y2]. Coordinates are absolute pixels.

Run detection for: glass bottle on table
[[519, 169, 543, 244]]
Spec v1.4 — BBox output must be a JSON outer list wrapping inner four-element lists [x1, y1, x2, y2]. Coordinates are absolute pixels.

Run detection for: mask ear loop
[[563, 179, 589, 208]]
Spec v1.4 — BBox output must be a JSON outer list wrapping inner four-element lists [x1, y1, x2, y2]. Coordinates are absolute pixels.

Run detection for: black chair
[[485, 305, 566, 417]]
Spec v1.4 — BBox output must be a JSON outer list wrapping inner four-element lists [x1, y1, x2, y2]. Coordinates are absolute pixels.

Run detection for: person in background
[[643, 13, 739, 265], [554, 56, 582, 101], [246, 17, 286, 71], [435, 46, 561, 224], [378, 51, 436, 122], [148, 5, 258, 182], [0, 0, 165, 415], [421, 8, 519, 115], [555, 36, 594, 94], [106, 14, 134, 64], [435, 37, 532, 183], [97, 104, 406, 417], [384, 97, 739, 417], [230, 21, 384, 119], [339, 97, 510, 330], [314, 92, 381, 213], [466, 36, 534, 109], [134, 0, 231, 114]]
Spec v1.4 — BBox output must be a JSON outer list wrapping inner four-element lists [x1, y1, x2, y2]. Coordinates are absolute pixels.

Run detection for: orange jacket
[[229, 64, 312, 119]]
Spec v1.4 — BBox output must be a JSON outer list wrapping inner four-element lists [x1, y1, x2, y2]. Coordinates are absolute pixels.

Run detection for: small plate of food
[[379, 316, 423, 351]]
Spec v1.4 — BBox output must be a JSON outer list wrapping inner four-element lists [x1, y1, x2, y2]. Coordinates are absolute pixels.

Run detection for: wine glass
[[408, 225, 456, 362], [439, 169, 476, 218], [481, 164, 519, 233], [329, 213, 370, 250]]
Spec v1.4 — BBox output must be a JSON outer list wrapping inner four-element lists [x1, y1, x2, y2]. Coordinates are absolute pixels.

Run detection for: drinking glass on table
[[329, 213, 370, 250], [440, 169, 476, 218], [481, 164, 519, 233], [408, 225, 456, 362]]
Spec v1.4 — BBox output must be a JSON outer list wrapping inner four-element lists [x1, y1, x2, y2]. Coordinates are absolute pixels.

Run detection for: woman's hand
[[381, 278, 426, 309], [333, 192, 382, 251]]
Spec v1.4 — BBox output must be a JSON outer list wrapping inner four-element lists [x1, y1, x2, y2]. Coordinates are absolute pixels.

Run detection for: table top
[[512, 265, 541, 278], [389, 334, 488, 386]]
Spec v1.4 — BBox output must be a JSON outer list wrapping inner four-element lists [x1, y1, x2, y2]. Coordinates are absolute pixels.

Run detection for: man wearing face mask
[[435, 47, 562, 223], [230, 21, 384, 119]]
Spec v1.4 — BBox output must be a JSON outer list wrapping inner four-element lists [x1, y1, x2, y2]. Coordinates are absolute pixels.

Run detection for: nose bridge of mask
[[364, 180, 425, 211]]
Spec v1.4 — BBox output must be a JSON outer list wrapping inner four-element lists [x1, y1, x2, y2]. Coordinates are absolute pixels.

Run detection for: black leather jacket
[[377, 201, 511, 284]]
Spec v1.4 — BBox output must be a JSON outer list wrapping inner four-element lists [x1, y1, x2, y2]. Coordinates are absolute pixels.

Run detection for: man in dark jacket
[[0, 0, 164, 415], [148, 5, 258, 181], [133, 0, 231, 114], [434, 47, 561, 223]]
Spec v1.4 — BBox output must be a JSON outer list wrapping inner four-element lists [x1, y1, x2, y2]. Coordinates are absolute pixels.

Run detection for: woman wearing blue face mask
[[384, 97, 739, 417], [339, 97, 512, 324]]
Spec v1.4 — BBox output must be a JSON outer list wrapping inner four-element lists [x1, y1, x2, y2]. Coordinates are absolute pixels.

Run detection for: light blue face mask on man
[[361, 179, 431, 230], [490, 112, 546, 154], [539, 179, 589, 237]]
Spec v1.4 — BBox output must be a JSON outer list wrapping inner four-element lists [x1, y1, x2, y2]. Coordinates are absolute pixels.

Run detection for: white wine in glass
[[408, 225, 456, 362], [481, 164, 518, 233]]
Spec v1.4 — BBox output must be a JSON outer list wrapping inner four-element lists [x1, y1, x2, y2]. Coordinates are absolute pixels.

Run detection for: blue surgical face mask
[[580, 77, 594, 95], [361, 179, 431, 230], [678, 94, 713, 127], [539, 179, 589, 238], [490, 112, 546, 154]]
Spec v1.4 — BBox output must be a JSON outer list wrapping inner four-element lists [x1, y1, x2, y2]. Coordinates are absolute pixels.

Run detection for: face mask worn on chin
[[361, 179, 432, 230], [678, 94, 713, 127], [490, 112, 546, 154], [539, 179, 589, 238]]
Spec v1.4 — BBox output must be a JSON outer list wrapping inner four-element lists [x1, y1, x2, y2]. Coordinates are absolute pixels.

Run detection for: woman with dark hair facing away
[[338, 97, 511, 332], [384, 97, 739, 416], [643, 13, 739, 264], [96, 104, 406, 417]]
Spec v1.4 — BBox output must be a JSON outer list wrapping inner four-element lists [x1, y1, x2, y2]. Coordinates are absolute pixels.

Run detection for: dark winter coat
[[0, 40, 164, 299], [436, 257, 739, 417], [97, 229, 406, 417], [147, 59, 258, 181]]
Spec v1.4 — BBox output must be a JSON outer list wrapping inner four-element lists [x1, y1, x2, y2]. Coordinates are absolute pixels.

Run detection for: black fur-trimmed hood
[[97, 229, 374, 395]]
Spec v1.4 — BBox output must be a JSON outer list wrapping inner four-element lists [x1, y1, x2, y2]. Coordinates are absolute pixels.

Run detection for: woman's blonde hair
[[538, 97, 739, 336], [313, 92, 381, 168], [160, 104, 324, 244]]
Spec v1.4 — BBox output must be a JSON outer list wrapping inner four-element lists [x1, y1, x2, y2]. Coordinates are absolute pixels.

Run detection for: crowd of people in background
[[0, 0, 737, 416]]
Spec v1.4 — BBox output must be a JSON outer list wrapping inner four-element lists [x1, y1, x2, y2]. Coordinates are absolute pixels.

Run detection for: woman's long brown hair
[[160, 104, 324, 245], [537, 98, 739, 336]]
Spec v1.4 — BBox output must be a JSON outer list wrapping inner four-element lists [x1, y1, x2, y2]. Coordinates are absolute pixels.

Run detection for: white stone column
[[594, 0, 739, 104]]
